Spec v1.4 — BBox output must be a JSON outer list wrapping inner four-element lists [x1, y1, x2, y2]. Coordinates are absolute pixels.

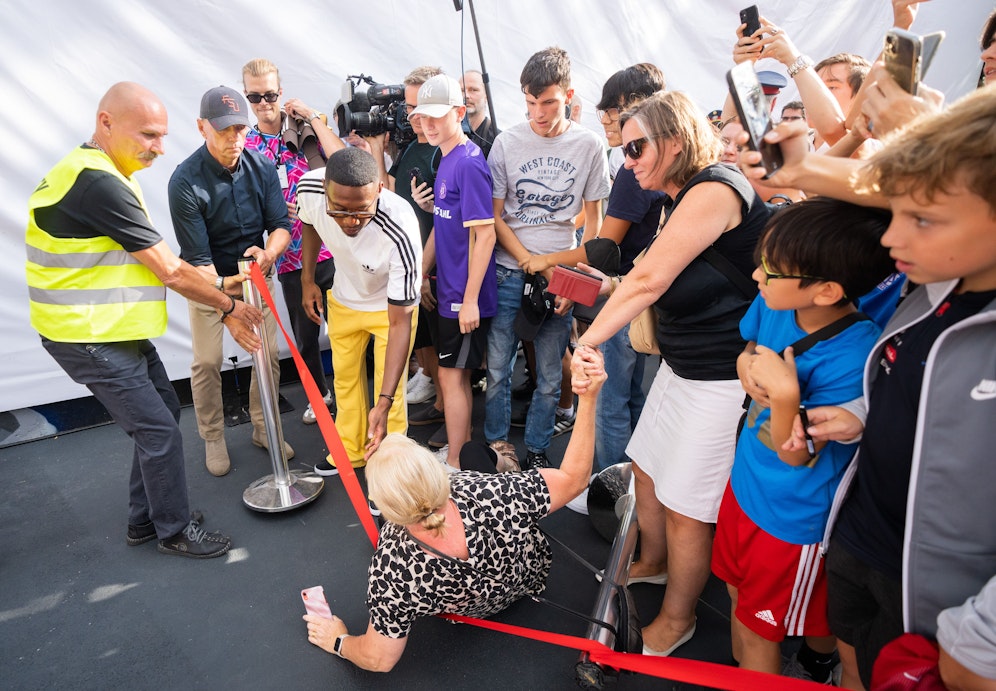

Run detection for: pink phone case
[[301, 585, 333, 619]]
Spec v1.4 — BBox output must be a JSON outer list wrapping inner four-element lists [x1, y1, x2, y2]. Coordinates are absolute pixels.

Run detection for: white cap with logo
[[411, 74, 464, 118]]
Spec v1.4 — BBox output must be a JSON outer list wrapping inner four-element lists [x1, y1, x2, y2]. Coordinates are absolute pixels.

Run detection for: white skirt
[[625, 360, 744, 523]]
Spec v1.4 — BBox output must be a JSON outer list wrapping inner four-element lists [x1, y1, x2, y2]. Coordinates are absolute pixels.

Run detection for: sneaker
[[512, 377, 536, 401], [781, 651, 840, 685], [127, 510, 205, 546], [368, 500, 382, 517], [489, 440, 520, 473], [157, 519, 231, 559], [302, 392, 335, 424], [314, 458, 339, 477], [552, 409, 576, 437], [427, 424, 448, 449], [472, 371, 487, 394], [522, 450, 550, 470], [433, 445, 458, 473], [409, 401, 445, 426], [406, 371, 436, 404]]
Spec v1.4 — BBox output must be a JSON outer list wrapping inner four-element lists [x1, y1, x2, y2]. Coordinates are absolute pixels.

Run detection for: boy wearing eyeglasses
[[297, 148, 422, 470], [711, 197, 894, 681]]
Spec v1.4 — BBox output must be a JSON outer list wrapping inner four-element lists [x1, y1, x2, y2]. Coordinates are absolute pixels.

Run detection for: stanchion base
[[243, 470, 325, 512]]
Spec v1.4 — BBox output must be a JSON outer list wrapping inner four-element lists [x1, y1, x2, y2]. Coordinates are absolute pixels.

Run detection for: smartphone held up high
[[883, 28, 945, 95], [740, 5, 761, 37], [726, 61, 783, 178]]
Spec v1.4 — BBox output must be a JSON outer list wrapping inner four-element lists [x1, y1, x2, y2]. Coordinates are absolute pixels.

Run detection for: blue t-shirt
[[730, 297, 881, 545], [433, 140, 497, 319], [857, 271, 906, 330]]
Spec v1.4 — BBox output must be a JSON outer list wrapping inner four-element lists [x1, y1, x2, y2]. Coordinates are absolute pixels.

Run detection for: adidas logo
[[754, 609, 777, 627]]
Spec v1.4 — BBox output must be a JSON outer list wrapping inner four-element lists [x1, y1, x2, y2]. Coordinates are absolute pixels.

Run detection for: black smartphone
[[798, 405, 817, 458], [883, 29, 922, 94], [740, 5, 761, 37], [408, 166, 426, 189], [726, 62, 783, 177]]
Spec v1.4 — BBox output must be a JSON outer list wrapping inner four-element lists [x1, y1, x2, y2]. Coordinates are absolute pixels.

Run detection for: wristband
[[215, 275, 225, 291], [333, 633, 349, 658], [378, 393, 395, 404], [221, 294, 236, 316], [787, 54, 814, 79]]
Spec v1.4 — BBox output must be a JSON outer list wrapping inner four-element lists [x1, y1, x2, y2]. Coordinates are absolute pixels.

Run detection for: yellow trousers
[[328, 294, 416, 465]]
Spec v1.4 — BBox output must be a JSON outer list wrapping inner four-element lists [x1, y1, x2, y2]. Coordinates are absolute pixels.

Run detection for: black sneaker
[[314, 458, 339, 477], [157, 519, 231, 559], [522, 450, 550, 470], [127, 510, 204, 546], [409, 401, 445, 426]]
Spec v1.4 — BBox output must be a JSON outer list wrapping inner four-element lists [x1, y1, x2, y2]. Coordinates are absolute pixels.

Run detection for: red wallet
[[547, 265, 603, 306]]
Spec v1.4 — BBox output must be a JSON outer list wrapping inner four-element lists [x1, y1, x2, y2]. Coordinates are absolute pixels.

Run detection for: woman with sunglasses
[[572, 90, 769, 656]]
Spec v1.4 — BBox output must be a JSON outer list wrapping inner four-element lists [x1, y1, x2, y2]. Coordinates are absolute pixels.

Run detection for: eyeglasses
[[780, 115, 805, 122], [760, 255, 828, 284], [622, 136, 657, 160], [246, 92, 279, 104], [402, 104, 420, 117], [596, 107, 621, 122], [326, 196, 377, 222]]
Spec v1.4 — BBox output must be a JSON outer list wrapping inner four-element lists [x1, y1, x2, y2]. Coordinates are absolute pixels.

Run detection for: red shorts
[[711, 482, 831, 641]]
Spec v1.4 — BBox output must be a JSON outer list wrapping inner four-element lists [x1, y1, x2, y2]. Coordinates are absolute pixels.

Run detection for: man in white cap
[[168, 85, 293, 476], [410, 73, 498, 469]]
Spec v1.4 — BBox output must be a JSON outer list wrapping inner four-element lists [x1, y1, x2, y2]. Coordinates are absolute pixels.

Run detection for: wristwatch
[[333, 633, 349, 658], [787, 54, 815, 79], [214, 275, 225, 291], [309, 111, 323, 123]]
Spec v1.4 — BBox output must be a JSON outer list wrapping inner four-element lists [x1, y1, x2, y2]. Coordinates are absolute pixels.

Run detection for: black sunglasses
[[246, 92, 279, 104], [622, 136, 656, 160]]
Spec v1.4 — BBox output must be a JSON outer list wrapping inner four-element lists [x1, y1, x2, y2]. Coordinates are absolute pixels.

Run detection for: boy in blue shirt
[[712, 197, 894, 680]]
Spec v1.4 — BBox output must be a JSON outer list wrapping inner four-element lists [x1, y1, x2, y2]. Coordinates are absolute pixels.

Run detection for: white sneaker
[[302, 392, 334, 424], [433, 445, 458, 473], [406, 371, 436, 404]]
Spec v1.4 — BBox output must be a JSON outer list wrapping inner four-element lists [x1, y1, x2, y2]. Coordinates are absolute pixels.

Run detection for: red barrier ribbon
[[248, 263, 379, 546], [249, 265, 825, 690]]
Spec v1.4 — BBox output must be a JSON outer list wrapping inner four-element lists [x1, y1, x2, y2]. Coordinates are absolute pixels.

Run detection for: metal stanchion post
[[239, 259, 324, 512], [576, 463, 640, 689]]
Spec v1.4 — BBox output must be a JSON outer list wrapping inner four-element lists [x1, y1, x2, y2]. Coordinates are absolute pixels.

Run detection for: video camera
[[334, 74, 415, 150]]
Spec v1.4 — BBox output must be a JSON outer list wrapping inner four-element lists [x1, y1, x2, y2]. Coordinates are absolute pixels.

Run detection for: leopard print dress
[[366, 469, 553, 638]]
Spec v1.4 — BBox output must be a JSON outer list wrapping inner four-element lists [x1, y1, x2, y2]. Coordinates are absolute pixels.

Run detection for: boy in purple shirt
[[410, 74, 497, 469]]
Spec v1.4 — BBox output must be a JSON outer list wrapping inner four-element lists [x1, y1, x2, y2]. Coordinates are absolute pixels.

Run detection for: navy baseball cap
[[200, 86, 250, 130]]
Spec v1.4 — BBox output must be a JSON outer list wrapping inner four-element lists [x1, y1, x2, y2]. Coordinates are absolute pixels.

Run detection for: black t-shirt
[[390, 141, 439, 247], [33, 163, 162, 252], [834, 287, 996, 577], [652, 164, 768, 381]]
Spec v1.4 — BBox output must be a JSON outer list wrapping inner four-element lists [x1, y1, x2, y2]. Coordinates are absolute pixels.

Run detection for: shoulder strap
[[700, 245, 757, 299], [785, 311, 871, 357]]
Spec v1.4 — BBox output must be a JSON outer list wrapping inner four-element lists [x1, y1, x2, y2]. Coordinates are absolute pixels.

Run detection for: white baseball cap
[[411, 74, 464, 118]]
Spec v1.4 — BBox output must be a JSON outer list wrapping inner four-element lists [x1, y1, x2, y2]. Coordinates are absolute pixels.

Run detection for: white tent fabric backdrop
[[0, 0, 990, 411]]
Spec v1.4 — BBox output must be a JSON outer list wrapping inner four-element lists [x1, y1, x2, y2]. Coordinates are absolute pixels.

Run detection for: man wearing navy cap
[[756, 69, 788, 112], [168, 86, 293, 476]]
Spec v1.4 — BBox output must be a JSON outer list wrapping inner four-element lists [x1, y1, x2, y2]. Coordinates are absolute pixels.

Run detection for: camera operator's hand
[[411, 178, 434, 213], [344, 132, 372, 153]]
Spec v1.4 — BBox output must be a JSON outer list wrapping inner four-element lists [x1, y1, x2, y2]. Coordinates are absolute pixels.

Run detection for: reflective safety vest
[[26, 147, 167, 342]]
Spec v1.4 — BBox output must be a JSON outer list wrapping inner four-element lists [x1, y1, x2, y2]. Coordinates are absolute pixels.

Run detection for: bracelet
[[607, 276, 620, 296], [221, 294, 236, 316], [333, 633, 349, 658], [215, 275, 225, 291], [576, 340, 599, 350], [378, 393, 395, 403], [787, 54, 814, 79]]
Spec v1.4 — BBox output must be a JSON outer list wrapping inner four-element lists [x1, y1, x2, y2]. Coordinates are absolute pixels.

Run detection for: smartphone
[[726, 62, 783, 177], [883, 29, 922, 94], [739, 5, 761, 37], [301, 585, 333, 619], [798, 406, 817, 458], [408, 166, 426, 189]]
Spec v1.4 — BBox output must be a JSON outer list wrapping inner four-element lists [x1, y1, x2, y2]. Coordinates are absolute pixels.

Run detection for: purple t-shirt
[[432, 140, 497, 318]]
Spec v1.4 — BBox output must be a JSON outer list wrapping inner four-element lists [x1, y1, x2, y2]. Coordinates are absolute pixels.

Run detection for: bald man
[[26, 82, 258, 559]]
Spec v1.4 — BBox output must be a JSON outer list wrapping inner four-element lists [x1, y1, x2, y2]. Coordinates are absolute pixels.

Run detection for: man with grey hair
[[168, 85, 293, 477], [297, 148, 422, 474]]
